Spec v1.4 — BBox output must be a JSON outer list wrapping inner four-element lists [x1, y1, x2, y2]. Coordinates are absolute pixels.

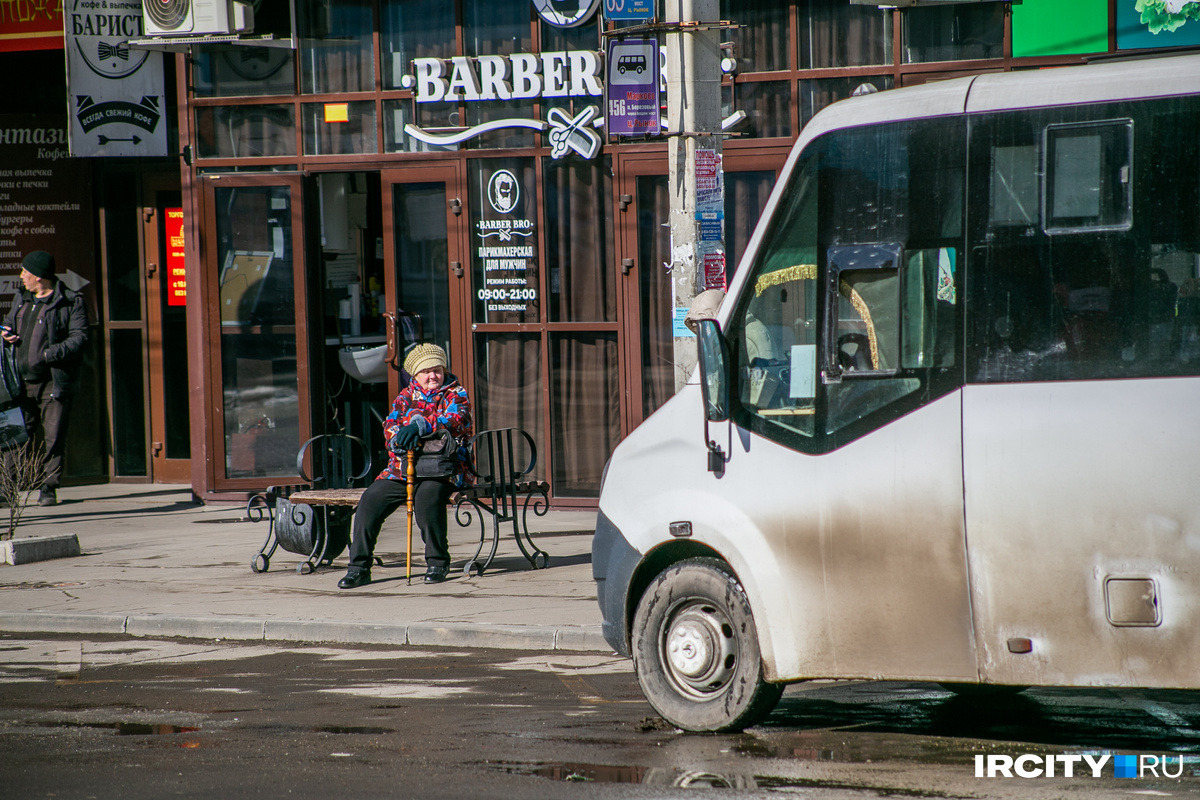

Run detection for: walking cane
[[406, 448, 415, 585]]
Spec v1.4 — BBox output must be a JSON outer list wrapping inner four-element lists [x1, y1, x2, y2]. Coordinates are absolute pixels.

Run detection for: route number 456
[[609, 99, 626, 116]]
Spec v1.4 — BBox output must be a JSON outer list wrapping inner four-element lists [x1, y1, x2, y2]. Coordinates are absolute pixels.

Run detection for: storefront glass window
[[550, 332, 619, 497], [465, 2, 532, 57], [540, 17, 600, 52], [799, 0, 892, 68], [903, 4, 1004, 64], [473, 332, 545, 483], [111, 328, 147, 476], [302, 101, 378, 155], [192, 45, 295, 97], [298, 0, 375, 94], [194, 105, 297, 158], [465, 100, 538, 150], [732, 80, 793, 139], [799, 75, 893, 128], [722, 0, 789, 73], [725, 170, 776, 282], [381, 0, 457, 90], [393, 182, 453, 360], [214, 185, 300, 479], [543, 155, 615, 323], [637, 174, 673, 418], [384, 101, 461, 153]]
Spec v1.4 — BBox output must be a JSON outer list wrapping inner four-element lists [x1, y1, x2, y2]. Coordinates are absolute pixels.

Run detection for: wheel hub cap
[[663, 603, 738, 697]]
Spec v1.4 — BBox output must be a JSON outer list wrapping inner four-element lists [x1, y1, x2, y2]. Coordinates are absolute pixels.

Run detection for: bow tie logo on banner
[[546, 107, 601, 160], [98, 42, 130, 61]]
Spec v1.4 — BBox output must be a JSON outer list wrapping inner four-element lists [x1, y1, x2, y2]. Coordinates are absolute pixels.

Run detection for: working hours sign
[[472, 163, 539, 324]]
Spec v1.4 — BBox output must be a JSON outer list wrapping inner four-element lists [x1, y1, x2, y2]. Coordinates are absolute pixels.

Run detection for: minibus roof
[[721, 52, 1200, 326], [803, 52, 1200, 142]]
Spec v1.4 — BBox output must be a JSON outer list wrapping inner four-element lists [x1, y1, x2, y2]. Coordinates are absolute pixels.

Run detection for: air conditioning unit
[[143, 0, 254, 37]]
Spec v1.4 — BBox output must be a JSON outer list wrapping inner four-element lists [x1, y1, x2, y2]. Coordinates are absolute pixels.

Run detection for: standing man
[[1, 251, 89, 506]]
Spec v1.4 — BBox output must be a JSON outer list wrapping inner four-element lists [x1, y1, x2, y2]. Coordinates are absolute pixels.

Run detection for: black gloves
[[391, 423, 422, 452]]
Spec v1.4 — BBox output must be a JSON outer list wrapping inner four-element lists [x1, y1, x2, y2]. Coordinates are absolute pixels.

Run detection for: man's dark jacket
[[2, 282, 89, 399]]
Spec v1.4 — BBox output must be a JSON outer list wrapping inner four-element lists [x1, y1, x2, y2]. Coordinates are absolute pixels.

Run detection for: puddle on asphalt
[[311, 726, 396, 735], [31, 721, 199, 735], [492, 761, 957, 795]]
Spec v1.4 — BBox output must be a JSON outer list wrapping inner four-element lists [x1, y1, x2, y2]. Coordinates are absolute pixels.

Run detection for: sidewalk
[[0, 484, 610, 653]]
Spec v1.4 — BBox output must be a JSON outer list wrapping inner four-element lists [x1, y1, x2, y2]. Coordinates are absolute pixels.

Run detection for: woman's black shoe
[[337, 571, 371, 589], [423, 565, 448, 584]]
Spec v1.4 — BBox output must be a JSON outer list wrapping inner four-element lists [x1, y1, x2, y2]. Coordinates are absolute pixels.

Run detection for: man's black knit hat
[[22, 250, 55, 279]]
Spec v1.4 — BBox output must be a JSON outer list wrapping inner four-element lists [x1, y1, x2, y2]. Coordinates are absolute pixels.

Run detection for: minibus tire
[[631, 557, 783, 733]]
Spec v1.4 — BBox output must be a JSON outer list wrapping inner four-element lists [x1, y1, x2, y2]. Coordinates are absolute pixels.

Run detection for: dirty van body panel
[[599, 386, 976, 685], [963, 377, 1200, 687], [592, 509, 641, 656]]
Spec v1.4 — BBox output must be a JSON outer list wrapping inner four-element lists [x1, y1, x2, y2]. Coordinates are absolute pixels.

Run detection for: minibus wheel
[[632, 557, 783, 732]]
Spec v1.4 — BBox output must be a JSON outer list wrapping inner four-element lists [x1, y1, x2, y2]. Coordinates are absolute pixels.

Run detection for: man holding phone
[[2, 251, 89, 506]]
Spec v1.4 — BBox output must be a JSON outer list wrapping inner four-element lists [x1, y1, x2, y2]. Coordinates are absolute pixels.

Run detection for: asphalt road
[[2, 634, 1199, 799]]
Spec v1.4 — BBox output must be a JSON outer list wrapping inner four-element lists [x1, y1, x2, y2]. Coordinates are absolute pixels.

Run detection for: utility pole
[[664, 0, 724, 391]]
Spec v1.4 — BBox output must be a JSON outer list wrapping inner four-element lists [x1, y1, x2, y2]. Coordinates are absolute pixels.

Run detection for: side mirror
[[696, 318, 729, 423]]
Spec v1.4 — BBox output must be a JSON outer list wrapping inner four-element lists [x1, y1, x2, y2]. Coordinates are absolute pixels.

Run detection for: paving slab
[[0, 484, 609, 653]]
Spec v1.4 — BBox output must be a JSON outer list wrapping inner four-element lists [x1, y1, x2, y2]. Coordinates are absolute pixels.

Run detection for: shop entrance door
[[381, 165, 471, 397], [143, 180, 191, 482], [199, 174, 314, 492]]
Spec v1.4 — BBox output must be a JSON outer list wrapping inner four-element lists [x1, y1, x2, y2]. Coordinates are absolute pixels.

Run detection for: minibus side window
[[729, 117, 965, 453], [968, 99, 1200, 382], [730, 156, 820, 438], [1043, 120, 1133, 234]]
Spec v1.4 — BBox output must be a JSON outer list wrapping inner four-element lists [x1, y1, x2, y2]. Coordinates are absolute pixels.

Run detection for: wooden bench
[[248, 434, 371, 575], [249, 429, 550, 577]]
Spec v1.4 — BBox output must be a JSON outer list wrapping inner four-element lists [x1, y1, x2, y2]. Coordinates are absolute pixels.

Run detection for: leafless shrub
[[1, 441, 51, 540]]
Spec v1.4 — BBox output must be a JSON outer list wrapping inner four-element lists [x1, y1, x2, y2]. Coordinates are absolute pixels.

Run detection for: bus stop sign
[[606, 38, 660, 136]]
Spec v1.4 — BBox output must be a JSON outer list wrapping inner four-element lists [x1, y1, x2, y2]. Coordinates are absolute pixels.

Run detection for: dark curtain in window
[[637, 175, 673, 418], [550, 333, 620, 497], [725, 170, 776, 283], [473, 332, 545, 482], [800, 0, 892, 69], [544, 156, 615, 323], [722, 0, 789, 73]]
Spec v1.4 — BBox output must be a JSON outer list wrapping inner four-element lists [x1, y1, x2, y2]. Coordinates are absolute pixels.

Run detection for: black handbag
[[0, 403, 29, 451], [414, 429, 457, 478], [0, 339, 21, 408]]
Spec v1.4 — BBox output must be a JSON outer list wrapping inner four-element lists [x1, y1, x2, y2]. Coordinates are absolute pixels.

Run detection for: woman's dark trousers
[[345, 477, 454, 576]]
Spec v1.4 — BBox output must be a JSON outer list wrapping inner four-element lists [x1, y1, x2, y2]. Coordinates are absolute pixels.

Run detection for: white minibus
[[593, 52, 1200, 732]]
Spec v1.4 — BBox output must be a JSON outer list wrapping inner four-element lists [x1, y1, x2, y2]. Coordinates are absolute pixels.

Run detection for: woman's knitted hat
[[404, 343, 447, 376]]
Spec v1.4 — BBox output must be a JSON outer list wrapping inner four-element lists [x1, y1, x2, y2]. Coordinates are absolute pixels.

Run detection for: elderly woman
[[338, 343, 473, 589]]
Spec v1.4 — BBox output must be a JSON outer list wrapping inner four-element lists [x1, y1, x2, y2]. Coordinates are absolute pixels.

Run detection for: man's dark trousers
[[21, 379, 70, 491], [346, 477, 455, 576]]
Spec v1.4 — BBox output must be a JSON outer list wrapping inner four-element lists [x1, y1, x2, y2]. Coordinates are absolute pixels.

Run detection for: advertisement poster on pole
[[606, 38, 660, 137], [696, 148, 726, 290]]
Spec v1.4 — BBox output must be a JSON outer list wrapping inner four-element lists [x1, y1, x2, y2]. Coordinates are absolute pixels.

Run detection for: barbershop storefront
[[179, 0, 1111, 503]]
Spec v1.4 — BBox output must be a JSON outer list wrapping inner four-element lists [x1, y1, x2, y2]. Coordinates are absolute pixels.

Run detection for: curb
[[0, 612, 613, 653], [2, 534, 82, 565]]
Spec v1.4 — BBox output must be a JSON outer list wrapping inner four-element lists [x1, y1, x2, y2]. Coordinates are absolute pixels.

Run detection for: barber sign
[[532, 0, 600, 28]]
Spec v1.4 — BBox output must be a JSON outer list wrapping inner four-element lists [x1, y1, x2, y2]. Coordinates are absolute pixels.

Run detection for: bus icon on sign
[[617, 54, 646, 74]]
